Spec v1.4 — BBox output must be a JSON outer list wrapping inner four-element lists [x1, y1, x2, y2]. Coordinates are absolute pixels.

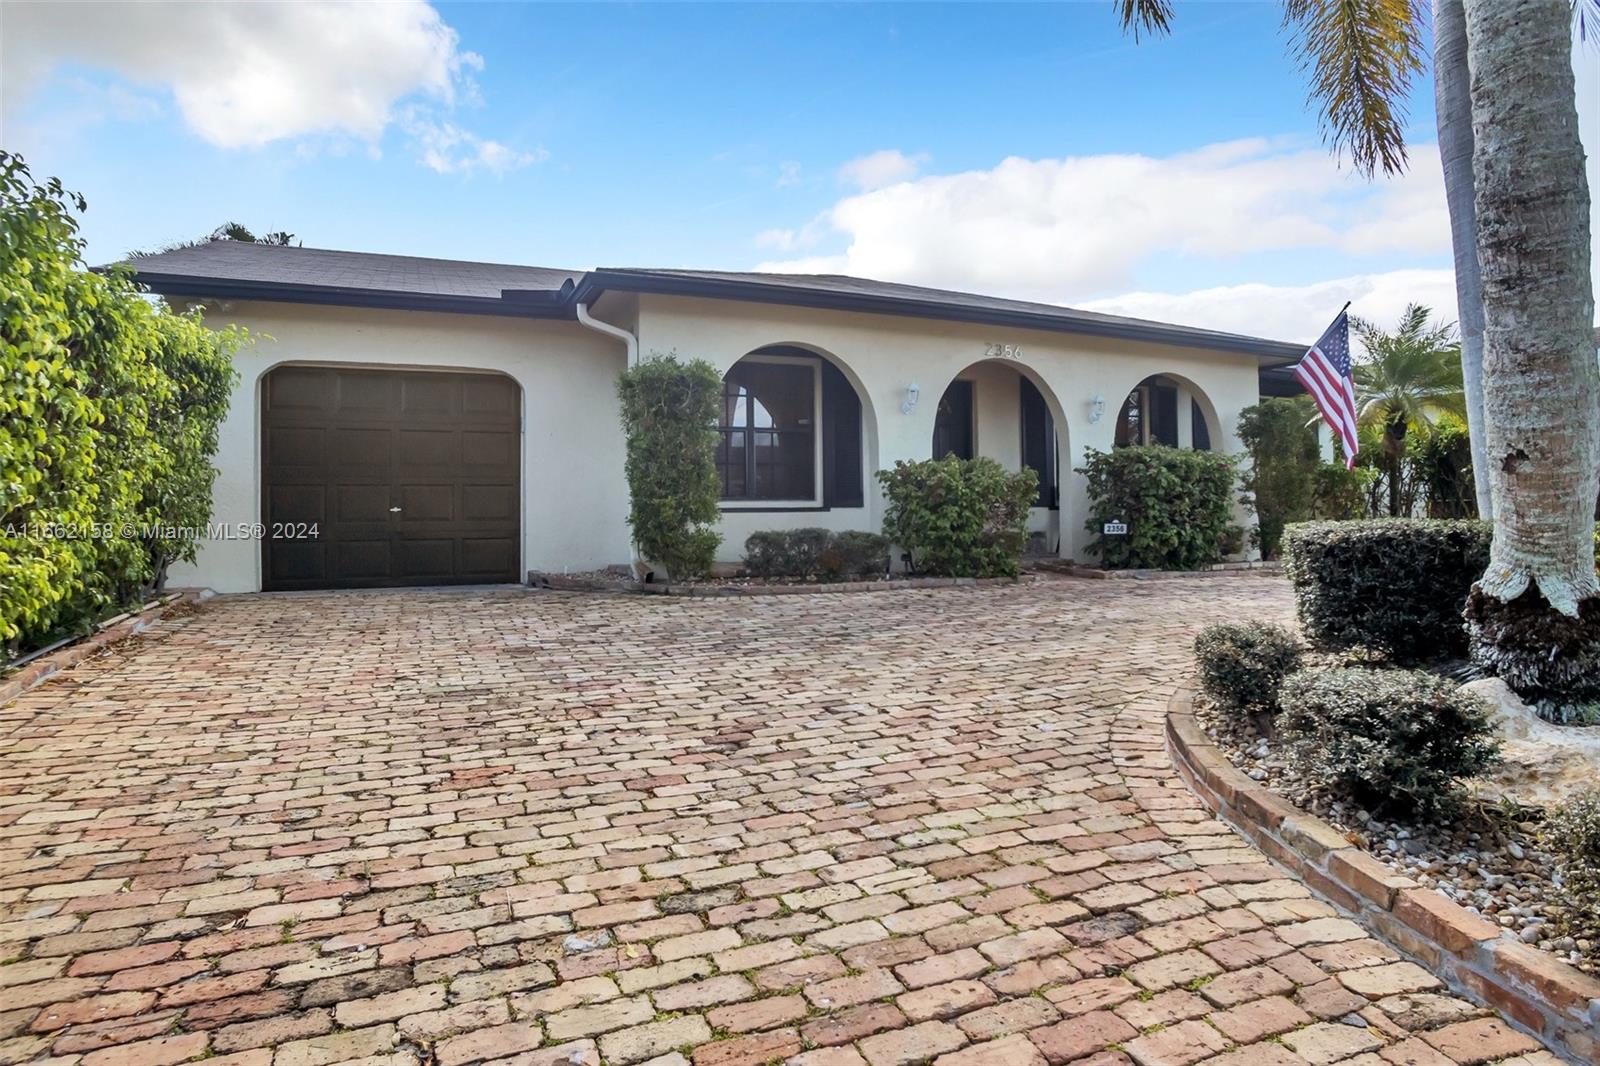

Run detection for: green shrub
[[1541, 789, 1600, 918], [2, 152, 244, 653], [1237, 397, 1367, 558], [1282, 519, 1491, 660], [1078, 446, 1238, 570], [819, 531, 889, 580], [743, 529, 890, 580], [1277, 668, 1499, 813], [616, 354, 723, 581], [1194, 622, 1303, 719], [877, 456, 1037, 578]]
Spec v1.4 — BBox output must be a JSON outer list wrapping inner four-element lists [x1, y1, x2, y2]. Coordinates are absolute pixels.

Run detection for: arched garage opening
[[260, 363, 522, 590], [930, 358, 1069, 555]]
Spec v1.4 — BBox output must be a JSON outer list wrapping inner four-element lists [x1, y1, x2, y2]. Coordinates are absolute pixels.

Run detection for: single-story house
[[122, 242, 1306, 592]]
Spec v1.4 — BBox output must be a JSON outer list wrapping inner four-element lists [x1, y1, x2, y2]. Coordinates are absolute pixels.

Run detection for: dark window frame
[[717, 354, 822, 505]]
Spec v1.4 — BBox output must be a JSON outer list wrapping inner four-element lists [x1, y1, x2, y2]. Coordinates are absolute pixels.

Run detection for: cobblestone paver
[[0, 578, 1557, 1066]]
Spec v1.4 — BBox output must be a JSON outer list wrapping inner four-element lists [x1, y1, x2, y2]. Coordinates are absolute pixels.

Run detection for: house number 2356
[[985, 343, 1022, 360]]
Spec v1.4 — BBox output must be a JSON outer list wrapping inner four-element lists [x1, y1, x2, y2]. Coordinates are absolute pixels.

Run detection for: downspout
[[573, 302, 645, 579]]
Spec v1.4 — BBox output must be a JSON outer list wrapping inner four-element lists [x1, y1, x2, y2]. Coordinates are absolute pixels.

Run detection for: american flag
[[1294, 309, 1360, 469]]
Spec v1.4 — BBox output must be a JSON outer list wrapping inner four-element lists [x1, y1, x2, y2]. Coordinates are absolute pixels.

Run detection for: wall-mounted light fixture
[[1088, 394, 1107, 423], [901, 382, 921, 415]]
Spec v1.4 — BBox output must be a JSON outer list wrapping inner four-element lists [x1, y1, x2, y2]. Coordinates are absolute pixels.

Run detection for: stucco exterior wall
[[167, 302, 630, 593], [630, 294, 1260, 562]]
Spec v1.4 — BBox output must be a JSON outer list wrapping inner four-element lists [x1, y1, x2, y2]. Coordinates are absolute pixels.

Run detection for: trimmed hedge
[[1078, 446, 1238, 570], [616, 355, 723, 581], [1277, 667, 1500, 814], [1542, 789, 1600, 922], [1282, 519, 1491, 660], [1194, 622, 1303, 720], [3, 153, 244, 654], [878, 456, 1037, 578], [743, 529, 889, 580]]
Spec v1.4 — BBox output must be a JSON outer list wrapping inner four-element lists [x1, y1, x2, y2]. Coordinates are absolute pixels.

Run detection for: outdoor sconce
[[901, 382, 920, 414], [1088, 394, 1107, 423]]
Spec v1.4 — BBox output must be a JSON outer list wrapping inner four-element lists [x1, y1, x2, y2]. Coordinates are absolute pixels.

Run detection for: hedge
[[878, 456, 1036, 577], [2, 153, 244, 656], [1194, 622, 1303, 720], [616, 354, 723, 581], [1078, 445, 1238, 570], [743, 529, 889, 580], [1282, 519, 1491, 660]]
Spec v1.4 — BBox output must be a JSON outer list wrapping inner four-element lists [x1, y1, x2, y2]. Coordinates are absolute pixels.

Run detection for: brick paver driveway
[[1, 577, 1554, 1066]]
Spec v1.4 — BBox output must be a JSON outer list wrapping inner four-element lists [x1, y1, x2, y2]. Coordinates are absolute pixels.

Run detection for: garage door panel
[[263, 366, 520, 591]]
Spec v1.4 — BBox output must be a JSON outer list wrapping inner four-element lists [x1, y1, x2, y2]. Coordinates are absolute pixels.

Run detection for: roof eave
[[575, 270, 1305, 362], [132, 273, 575, 319]]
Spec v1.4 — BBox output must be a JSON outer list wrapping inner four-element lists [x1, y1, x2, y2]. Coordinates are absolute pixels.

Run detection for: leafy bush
[[1194, 622, 1303, 719], [616, 354, 723, 581], [1078, 446, 1238, 570], [744, 529, 889, 580], [1237, 397, 1367, 558], [1283, 519, 1491, 660], [2, 152, 244, 654], [1277, 668, 1499, 813], [819, 531, 889, 580], [877, 456, 1037, 577], [1541, 789, 1600, 918]]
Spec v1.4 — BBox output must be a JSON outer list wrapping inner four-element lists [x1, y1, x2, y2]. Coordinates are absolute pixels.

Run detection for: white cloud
[[757, 139, 1449, 302], [838, 149, 928, 191], [1079, 269, 1460, 348], [1, 0, 535, 172], [403, 112, 545, 175]]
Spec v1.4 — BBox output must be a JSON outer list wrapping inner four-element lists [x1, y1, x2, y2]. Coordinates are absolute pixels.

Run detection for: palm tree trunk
[[1462, 0, 1600, 697], [1433, 0, 1492, 519]]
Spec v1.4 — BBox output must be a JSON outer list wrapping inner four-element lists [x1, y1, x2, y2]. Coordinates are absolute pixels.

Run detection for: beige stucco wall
[[630, 293, 1259, 563], [167, 301, 630, 593], [173, 292, 1263, 591]]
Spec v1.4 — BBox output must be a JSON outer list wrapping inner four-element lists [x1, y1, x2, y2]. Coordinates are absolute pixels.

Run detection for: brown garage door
[[262, 366, 520, 591]]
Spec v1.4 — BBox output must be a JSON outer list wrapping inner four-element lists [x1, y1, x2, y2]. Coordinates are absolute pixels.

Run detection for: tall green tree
[[1115, 0, 1599, 698], [1351, 304, 1466, 517]]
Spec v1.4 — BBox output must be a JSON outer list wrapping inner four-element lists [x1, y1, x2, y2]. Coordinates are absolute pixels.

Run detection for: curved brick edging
[[0, 590, 207, 707], [531, 571, 1021, 596], [1166, 685, 1600, 1065]]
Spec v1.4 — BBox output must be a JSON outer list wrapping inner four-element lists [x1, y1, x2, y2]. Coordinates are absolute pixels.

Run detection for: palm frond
[[1116, 0, 1177, 40], [1281, 0, 1426, 177]]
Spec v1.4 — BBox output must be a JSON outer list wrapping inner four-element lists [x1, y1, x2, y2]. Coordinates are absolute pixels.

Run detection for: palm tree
[[1115, 0, 1599, 698], [1351, 305, 1466, 517]]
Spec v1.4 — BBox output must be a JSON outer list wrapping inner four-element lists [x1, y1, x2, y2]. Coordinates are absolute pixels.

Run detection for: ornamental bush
[[1282, 519, 1491, 661], [742, 529, 889, 580], [877, 456, 1037, 577], [2, 152, 244, 655], [1194, 622, 1303, 720], [1277, 668, 1499, 814], [616, 354, 723, 581], [1236, 397, 1367, 558], [1077, 446, 1238, 570], [1541, 789, 1600, 920]]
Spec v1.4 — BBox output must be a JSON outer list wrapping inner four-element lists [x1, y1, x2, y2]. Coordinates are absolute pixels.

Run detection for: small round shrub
[[1542, 789, 1600, 914], [742, 532, 788, 578], [821, 531, 889, 580], [1194, 622, 1303, 719], [1277, 668, 1500, 813]]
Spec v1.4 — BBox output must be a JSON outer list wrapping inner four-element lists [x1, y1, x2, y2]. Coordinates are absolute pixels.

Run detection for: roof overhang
[[131, 273, 575, 319], [573, 269, 1306, 363]]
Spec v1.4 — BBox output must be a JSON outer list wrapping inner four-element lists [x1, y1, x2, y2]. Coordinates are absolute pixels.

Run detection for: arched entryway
[[930, 359, 1068, 556], [1113, 373, 1219, 451]]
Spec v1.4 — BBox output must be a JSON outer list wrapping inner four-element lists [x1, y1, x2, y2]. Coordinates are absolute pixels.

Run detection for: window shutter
[[1151, 384, 1179, 446], [821, 361, 863, 508], [1019, 377, 1058, 508], [1192, 399, 1211, 451]]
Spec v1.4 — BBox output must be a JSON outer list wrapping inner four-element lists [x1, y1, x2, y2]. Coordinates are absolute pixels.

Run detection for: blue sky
[[3, 1, 1595, 343]]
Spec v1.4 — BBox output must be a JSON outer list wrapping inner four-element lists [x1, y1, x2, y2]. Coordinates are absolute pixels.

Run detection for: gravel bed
[[1196, 697, 1600, 975]]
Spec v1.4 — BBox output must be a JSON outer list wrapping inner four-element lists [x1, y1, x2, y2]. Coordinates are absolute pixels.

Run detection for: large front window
[[717, 358, 819, 502]]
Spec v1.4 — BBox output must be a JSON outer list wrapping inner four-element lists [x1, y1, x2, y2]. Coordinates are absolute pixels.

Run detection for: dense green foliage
[[1541, 789, 1600, 923], [616, 355, 723, 581], [1078, 445, 1237, 570], [1277, 668, 1499, 813], [743, 528, 889, 580], [877, 456, 1036, 577], [1237, 397, 1366, 558], [1283, 519, 1491, 660], [1194, 622, 1303, 720], [2, 153, 244, 654]]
